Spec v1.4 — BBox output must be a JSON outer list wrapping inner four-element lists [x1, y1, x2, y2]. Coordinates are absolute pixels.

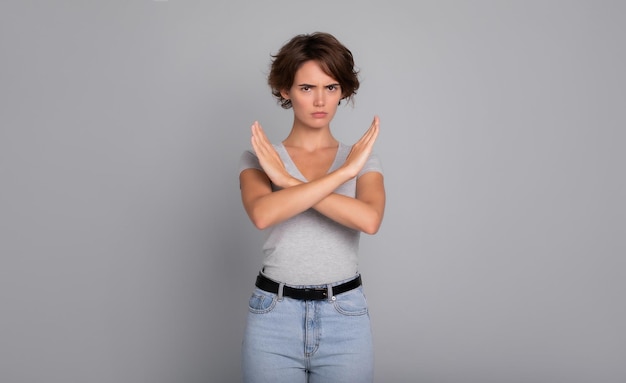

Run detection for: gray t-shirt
[[239, 142, 383, 285]]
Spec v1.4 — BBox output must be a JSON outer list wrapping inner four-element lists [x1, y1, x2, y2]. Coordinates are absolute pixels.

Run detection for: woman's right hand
[[250, 121, 298, 188], [341, 116, 380, 178]]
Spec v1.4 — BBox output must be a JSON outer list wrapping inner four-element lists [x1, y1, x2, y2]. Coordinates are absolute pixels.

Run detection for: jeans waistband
[[255, 273, 362, 301]]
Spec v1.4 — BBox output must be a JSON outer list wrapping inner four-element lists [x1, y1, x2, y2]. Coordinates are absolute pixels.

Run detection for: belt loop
[[277, 282, 285, 301], [327, 284, 335, 302]]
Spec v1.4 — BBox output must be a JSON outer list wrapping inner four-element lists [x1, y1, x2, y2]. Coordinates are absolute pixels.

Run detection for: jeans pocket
[[333, 287, 368, 316], [248, 288, 277, 314]]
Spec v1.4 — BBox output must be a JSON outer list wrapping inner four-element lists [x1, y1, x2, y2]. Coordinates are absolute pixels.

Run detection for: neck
[[282, 123, 338, 151]]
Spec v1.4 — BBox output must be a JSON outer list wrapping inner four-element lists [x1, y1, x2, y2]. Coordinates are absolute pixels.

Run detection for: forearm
[[312, 193, 384, 234], [247, 167, 354, 229]]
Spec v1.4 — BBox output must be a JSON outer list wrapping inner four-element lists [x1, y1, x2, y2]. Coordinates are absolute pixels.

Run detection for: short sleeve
[[357, 152, 383, 178], [239, 150, 262, 174]]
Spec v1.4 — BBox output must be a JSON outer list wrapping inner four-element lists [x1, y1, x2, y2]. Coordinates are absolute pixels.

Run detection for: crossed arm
[[239, 117, 385, 234]]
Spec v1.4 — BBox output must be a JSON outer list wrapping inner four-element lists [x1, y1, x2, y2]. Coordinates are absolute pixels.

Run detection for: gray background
[[1, 1, 624, 382]]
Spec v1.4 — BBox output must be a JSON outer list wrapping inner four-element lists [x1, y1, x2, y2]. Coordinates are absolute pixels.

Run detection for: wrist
[[279, 176, 302, 188], [336, 164, 358, 180]]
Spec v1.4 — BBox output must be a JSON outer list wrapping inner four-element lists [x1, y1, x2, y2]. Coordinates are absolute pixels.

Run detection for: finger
[[251, 122, 271, 151], [364, 115, 378, 131], [251, 121, 264, 141], [251, 125, 270, 158], [358, 116, 380, 145], [369, 115, 380, 135], [255, 123, 274, 150]]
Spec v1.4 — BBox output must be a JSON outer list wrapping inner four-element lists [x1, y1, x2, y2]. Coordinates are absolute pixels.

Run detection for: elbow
[[362, 224, 380, 235], [254, 222, 271, 231], [249, 208, 273, 231], [252, 220, 267, 231], [250, 215, 271, 231], [361, 214, 383, 235]]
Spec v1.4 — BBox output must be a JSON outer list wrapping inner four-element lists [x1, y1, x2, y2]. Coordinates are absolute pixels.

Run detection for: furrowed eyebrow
[[296, 83, 341, 87]]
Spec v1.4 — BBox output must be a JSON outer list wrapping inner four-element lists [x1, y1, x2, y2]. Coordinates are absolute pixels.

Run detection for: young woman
[[238, 32, 385, 383]]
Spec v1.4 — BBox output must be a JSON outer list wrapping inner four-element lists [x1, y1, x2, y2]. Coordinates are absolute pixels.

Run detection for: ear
[[280, 89, 290, 100]]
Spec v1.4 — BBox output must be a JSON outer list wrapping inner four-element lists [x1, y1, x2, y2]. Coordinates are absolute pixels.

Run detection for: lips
[[312, 112, 327, 118]]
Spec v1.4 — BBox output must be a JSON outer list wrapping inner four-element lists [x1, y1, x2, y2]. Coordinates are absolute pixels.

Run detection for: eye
[[300, 86, 311, 92], [327, 84, 339, 91]]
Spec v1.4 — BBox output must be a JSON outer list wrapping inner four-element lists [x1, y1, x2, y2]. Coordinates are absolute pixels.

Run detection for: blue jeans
[[241, 277, 374, 383]]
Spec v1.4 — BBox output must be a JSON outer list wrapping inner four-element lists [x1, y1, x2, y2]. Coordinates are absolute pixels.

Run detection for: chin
[[297, 117, 326, 128], [309, 120, 331, 128]]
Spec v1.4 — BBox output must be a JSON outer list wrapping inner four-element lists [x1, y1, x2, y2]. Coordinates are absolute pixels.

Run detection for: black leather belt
[[255, 273, 362, 301]]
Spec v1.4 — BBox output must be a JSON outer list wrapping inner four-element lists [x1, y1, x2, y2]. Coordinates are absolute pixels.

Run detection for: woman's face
[[281, 60, 343, 129]]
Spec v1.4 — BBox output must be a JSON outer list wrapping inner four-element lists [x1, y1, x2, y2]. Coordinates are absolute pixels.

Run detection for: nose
[[313, 89, 325, 107]]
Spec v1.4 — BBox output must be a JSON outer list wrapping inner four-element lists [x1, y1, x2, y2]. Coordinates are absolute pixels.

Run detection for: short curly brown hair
[[268, 32, 360, 109]]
